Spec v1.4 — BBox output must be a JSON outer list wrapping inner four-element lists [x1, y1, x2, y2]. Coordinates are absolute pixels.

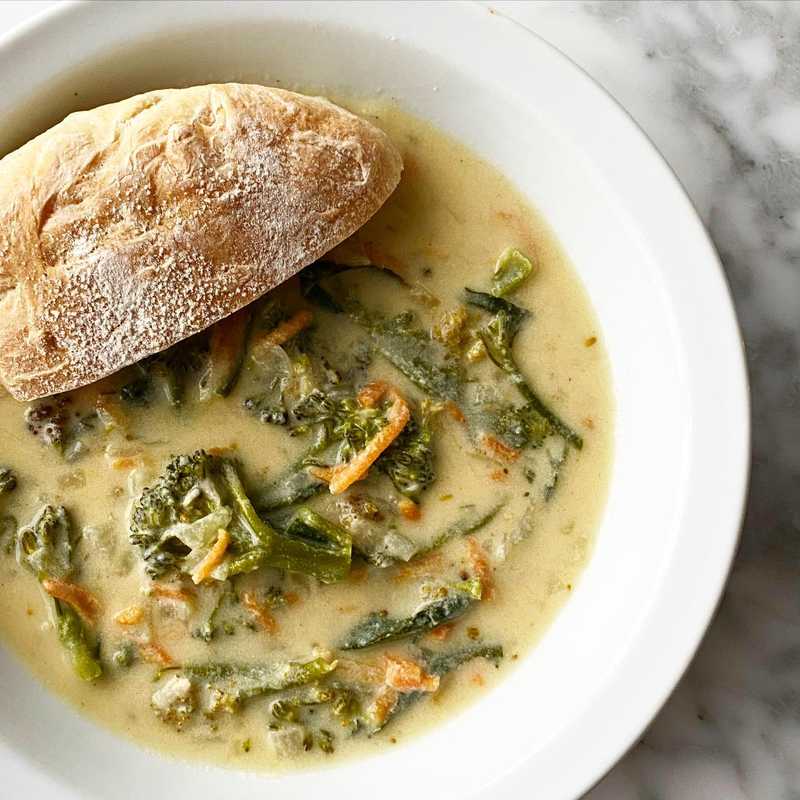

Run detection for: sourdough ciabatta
[[0, 84, 402, 401]]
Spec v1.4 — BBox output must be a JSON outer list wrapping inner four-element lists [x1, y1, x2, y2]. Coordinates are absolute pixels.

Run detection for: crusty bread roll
[[0, 84, 402, 401]]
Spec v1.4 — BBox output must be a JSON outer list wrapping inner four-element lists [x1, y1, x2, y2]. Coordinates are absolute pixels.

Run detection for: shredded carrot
[[150, 584, 195, 605], [138, 641, 174, 667], [428, 623, 455, 642], [481, 434, 520, 463], [490, 468, 508, 481], [308, 465, 334, 483], [470, 672, 486, 687], [446, 402, 466, 424], [337, 659, 386, 686], [255, 309, 313, 349], [393, 551, 443, 581], [370, 685, 400, 726], [190, 529, 231, 584], [384, 655, 440, 693], [398, 498, 421, 521], [110, 455, 141, 470], [327, 382, 411, 494], [283, 592, 301, 606], [356, 380, 390, 408], [42, 578, 100, 624], [114, 605, 145, 626], [241, 591, 278, 634], [467, 537, 494, 600]]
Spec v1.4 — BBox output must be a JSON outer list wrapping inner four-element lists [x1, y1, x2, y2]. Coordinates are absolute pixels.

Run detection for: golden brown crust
[[0, 84, 402, 401]]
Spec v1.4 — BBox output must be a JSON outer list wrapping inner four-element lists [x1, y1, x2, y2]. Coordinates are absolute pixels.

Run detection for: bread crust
[[0, 84, 402, 401]]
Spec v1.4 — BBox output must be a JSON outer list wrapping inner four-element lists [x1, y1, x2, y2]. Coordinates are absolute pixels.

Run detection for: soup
[[0, 103, 612, 768]]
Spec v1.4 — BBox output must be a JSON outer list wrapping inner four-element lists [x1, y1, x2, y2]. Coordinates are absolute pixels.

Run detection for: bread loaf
[[0, 84, 402, 401]]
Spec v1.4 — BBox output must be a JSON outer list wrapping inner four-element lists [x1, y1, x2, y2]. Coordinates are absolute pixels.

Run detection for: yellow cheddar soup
[[0, 105, 612, 768]]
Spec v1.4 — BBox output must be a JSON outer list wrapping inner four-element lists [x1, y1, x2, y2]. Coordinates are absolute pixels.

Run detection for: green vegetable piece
[[317, 729, 335, 754], [463, 288, 529, 332], [303, 267, 462, 400], [517, 394, 582, 450], [220, 459, 273, 551], [373, 644, 503, 734], [340, 585, 481, 650], [299, 260, 409, 313], [271, 685, 334, 723], [17, 506, 102, 681], [367, 311, 462, 401], [193, 582, 234, 643], [181, 657, 336, 703], [378, 416, 435, 502], [148, 359, 183, 408], [17, 505, 75, 581], [122, 336, 208, 409], [252, 508, 351, 584], [0, 467, 17, 496], [156, 334, 210, 406], [272, 507, 352, 582], [465, 288, 582, 449], [255, 464, 326, 511], [136, 464, 351, 584], [129, 451, 286, 580], [492, 247, 534, 297], [200, 307, 253, 400], [330, 686, 362, 731], [55, 602, 102, 681], [111, 640, 136, 668], [25, 398, 68, 452], [119, 375, 151, 406], [129, 451, 222, 577], [287, 507, 350, 549], [422, 643, 504, 676], [414, 503, 503, 559]]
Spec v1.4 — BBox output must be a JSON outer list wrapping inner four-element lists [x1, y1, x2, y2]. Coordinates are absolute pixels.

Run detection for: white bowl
[[0, 2, 749, 799]]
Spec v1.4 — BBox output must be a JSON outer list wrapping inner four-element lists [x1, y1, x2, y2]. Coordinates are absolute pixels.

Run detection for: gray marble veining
[[491, 1, 800, 797]]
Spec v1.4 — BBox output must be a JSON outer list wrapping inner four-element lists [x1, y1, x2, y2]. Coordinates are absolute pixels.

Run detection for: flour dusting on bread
[[0, 84, 402, 400]]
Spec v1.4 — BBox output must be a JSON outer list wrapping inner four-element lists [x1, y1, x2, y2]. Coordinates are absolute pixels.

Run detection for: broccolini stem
[[220, 460, 276, 550], [54, 600, 102, 682]]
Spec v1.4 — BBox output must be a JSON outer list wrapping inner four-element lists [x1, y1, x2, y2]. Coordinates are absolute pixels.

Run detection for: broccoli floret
[[291, 389, 388, 461], [25, 398, 68, 452], [378, 416, 435, 501], [129, 451, 227, 577], [243, 396, 288, 425], [17, 504, 75, 580], [129, 451, 350, 583], [120, 334, 209, 409], [0, 467, 17, 496]]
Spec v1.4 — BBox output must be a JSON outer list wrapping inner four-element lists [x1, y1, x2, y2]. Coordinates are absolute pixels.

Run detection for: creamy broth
[[0, 104, 612, 769]]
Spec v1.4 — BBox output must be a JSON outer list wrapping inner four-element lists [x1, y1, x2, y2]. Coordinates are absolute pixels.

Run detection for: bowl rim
[[0, 2, 750, 798], [488, 3, 751, 791]]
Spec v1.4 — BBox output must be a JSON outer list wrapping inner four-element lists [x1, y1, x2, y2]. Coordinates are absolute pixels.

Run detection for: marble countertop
[[1, 1, 797, 797], [493, 3, 799, 798]]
